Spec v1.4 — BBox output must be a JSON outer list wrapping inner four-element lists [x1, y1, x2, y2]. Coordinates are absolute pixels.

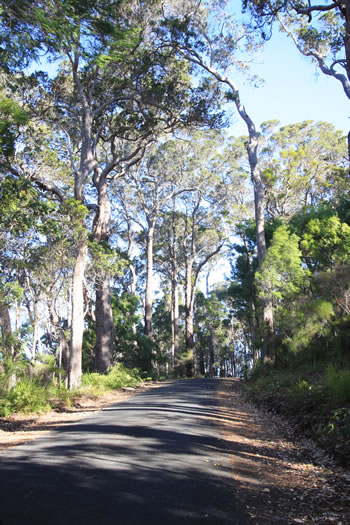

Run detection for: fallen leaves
[[216, 379, 350, 525]]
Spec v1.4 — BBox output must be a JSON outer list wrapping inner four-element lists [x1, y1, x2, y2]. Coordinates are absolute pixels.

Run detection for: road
[[0, 379, 249, 525]]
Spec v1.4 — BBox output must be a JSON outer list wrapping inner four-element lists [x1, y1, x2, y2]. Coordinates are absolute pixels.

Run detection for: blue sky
[[227, 27, 349, 138]]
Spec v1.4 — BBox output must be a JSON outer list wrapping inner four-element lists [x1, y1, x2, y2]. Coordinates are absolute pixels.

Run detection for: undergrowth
[[246, 363, 350, 467], [0, 362, 142, 417]]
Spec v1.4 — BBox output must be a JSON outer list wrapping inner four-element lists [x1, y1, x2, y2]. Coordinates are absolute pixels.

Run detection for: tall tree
[[159, 0, 276, 359], [259, 120, 348, 220], [0, 0, 222, 385]]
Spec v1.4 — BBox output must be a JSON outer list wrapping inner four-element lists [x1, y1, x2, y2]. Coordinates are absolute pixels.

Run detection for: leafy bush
[[0, 380, 51, 416], [326, 364, 350, 404], [82, 363, 141, 391]]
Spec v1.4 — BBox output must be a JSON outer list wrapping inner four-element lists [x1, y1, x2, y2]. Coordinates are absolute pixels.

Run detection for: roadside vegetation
[[0, 0, 349, 469], [246, 360, 350, 467], [0, 355, 142, 418]]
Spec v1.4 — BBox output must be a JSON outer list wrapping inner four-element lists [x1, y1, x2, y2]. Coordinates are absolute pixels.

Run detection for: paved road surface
[[0, 379, 248, 524]]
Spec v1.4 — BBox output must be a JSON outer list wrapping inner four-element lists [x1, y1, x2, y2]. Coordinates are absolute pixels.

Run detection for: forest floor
[[0, 378, 349, 524], [218, 379, 350, 525]]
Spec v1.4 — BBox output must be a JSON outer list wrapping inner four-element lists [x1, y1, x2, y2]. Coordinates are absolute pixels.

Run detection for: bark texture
[[93, 173, 114, 372], [144, 224, 155, 339], [69, 242, 87, 389]]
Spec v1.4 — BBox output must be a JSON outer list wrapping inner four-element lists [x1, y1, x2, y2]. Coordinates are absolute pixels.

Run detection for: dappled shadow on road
[[0, 379, 249, 525]]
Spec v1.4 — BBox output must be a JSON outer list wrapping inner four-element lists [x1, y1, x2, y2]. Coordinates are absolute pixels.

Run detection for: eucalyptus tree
[[178, 190, 227, 375], [153, 203, 185, 368], [0, 0, 222, 385], [243, 0, 350, 100], [158, 0, 276, 359], [115, 139, 198, 341], [227, 220, 260, 363], [259, 120, 348, 220]]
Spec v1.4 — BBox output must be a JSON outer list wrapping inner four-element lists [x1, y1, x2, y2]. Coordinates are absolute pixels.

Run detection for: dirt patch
[[217, 378, 350, 525], [0, 382, 165, 451]]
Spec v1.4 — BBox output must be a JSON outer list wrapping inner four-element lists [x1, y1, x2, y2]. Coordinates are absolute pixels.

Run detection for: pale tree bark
[[184, 254, 195, 376], [206, 273, 215, 378], [168, 203, 180, 369], [67, 50, 96, 389], [92, 172, 114, 372], [276, 8, 350, 100], [170, 267, 179, 368], [178, 48, 274, 362], [48, 295, 69, 383], [69, 242, 87, 389], [208, 326, 215, 377], [0, 303, 11, 339], [144, 222, 155, 338], [182, 195, 225, 377]]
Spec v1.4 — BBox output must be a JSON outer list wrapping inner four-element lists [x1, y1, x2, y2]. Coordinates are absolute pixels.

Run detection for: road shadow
[[0, 379, 249, 525]]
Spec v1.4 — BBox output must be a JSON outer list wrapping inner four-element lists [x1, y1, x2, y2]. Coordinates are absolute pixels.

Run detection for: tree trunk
[[95, 278, 114, 372], [208, 326, 215, 377], [68, 242, 87, 390], [248, 141, 275, 363], [0, 303, 11, 339], [184, 258, 195, 378], [198, 346, 205, 376], [170, 261, 179, 369], [144, 224, 155, 338], [220, 357, 225, 378], [93, 175, 114, 372]]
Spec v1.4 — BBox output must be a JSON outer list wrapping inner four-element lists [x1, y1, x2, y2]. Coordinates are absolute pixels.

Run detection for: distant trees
[[228, 118, 349, 368]]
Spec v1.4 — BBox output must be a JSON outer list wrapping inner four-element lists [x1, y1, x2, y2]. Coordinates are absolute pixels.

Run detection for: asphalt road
[[0, 379, 249, 525]]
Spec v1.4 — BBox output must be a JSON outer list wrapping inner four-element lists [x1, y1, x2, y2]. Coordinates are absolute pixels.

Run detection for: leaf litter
[[216, 379, 350, 525]]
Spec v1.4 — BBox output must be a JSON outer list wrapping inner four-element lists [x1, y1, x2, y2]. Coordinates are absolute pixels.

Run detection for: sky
[[226, 28, 349, 138], [205, 20, 349, 290]]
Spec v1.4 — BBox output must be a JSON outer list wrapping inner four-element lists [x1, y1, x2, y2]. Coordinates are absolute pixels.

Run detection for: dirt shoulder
[[0, 382, 166, 451], [217, 379, 350, 525]]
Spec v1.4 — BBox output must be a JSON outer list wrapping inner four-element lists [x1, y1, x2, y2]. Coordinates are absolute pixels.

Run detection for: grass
[[0, 363, 142, 417], [245, 362, 350, 466]]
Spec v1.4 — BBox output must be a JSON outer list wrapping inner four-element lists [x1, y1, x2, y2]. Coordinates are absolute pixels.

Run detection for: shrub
[[326, 364, 350, 405], [82, 363, 141, 391], [4, 381, 51, 415]]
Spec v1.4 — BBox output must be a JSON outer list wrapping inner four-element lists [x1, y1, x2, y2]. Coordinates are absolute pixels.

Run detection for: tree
[[159, 0, 276, 358], [260, 120, 348, 220], [243, 0, 350, 100], [255, 224, 307, 360], [0, 0, 222, 386], [227, 221, 260, 363]]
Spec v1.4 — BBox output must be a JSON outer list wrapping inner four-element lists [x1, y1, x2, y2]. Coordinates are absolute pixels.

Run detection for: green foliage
[[1, 380, 51, 416], [88, 240, 125, 278], [326, 365, 350, 405], [246, 362, 350, 466], [0, 176, 56, 235], [256, 224, 306, 302], [82, 320, 96, 373], [284, 299, 334, 354], [0, 354, 27, 393], [82, 363, 142, 391], [323, 408, 350, 466], [0, 96, 29, 161], [33, 354, 65, 385], [300, 215, 350, 271], [59, 199, 88, 242]]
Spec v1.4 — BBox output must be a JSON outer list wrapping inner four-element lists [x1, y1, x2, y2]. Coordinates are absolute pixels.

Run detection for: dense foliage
[[0, 1, 349, 465]]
